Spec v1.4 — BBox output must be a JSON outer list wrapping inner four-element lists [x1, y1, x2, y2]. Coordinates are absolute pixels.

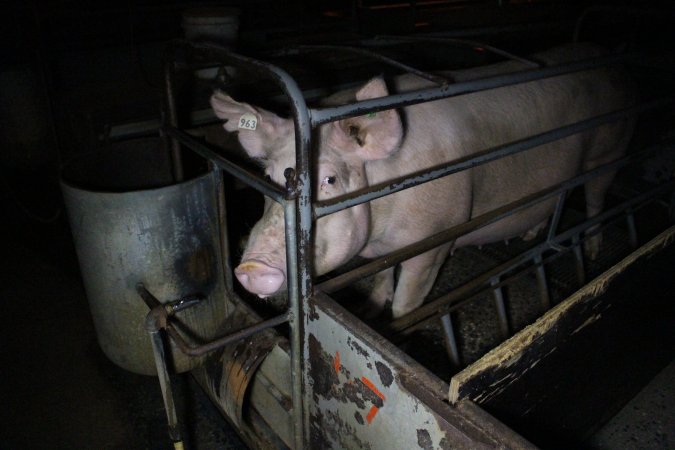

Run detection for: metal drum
[[61, 138, 229, 375]]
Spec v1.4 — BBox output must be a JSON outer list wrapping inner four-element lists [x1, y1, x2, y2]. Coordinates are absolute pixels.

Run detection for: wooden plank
[[449, 226, 675, 446]]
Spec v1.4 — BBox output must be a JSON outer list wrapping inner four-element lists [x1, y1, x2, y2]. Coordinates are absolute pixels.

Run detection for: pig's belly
[[454, 198, 557, 248]]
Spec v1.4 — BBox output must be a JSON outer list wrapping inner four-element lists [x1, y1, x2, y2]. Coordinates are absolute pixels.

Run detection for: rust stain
[[361, 376, 385, 401], [334, 351, 341, 375], [365, 405, 379, 424]]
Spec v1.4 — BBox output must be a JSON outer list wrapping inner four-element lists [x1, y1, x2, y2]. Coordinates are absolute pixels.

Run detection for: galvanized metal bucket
[[61, 138, 229, 375]]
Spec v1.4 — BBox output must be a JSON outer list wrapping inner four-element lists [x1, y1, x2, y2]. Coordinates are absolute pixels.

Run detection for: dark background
[[1, 1, 673, 449]]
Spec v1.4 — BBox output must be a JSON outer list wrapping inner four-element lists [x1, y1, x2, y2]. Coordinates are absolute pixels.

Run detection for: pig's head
[[211, 78, 403, 298]]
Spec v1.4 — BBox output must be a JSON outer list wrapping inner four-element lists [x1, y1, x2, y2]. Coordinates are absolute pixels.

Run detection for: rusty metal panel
[[305, 292, 535, 449]]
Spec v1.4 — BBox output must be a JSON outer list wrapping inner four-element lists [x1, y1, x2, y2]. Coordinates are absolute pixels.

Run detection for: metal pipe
[[626, 209, 638, 248], [490, 277, 510, 340], [375, 35, 543, 68], [533, 254, 551, 312], [165, 126, 286, 202], [144, 305, 183, 448], [317, 146, 662, 295], [212, 165, 234, 298], [572, 234, 586, 285], [283, 198, 306, 450], [170, 41, 316, 448], [314, 99, 668, 218], [165, 313, 289, 357], [162, 56, 184, 182], [310, 51, 645, 126], [547, 192, 567, 242], [389, 180, 675, 334], [138, 284, 289, 357], [440, 314, 461, 367], [278, 45, 450, 85]]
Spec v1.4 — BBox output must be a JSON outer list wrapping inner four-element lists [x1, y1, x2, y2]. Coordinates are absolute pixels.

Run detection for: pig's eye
[[322, 176, 337, 186]]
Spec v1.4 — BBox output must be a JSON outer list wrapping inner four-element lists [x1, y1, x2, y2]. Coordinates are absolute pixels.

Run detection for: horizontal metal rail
[[315, 98, 669, 218], [165, 126, 288, 202], [277, 45, 451, 85], [374, 35, 544, 68], [389, 179, 675, 334], [317, 144, 667, 295], [309, 50, 642, 125], [139, 283, 289, 356]]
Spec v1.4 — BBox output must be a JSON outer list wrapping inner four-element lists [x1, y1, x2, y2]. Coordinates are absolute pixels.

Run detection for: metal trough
[[61, 138, 229, 375]]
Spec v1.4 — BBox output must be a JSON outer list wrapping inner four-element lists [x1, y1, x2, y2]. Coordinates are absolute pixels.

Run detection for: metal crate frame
[[147, 35, 674, 449]]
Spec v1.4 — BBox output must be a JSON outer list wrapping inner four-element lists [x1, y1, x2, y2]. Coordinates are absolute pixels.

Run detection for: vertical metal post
[[147, 328, 184, 450], [283, 198, 305, 449], [626, 209, 638, 248], [162, 57, 184, 182], [547, 191, 567, 242], [440, 313, 461, 368], [288, 90, 314, 449], [533, 254, 551, 312], [572, 234, 586, 285], [211, 165, 234, 300], [490, 277, 510, 340]]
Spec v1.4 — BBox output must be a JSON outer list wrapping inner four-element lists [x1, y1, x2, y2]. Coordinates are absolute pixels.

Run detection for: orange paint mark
[[366, 405, 379, 424], [361, 376, 386, 401], [333, 351, 341, 375]]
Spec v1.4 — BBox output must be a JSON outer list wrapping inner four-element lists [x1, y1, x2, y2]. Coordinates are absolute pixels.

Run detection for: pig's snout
[[235, 260, 285, 298]]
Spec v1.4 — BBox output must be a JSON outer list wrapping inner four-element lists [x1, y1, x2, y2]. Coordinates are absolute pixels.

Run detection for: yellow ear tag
[[238, 113, 258, 131]]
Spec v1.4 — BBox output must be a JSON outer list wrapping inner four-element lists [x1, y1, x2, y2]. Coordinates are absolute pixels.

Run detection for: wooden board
[[449, 226, 675, 448]]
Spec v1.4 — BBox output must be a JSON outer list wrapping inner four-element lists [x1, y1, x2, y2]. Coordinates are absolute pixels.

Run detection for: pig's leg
[[583, 172, 615, 260], [582, 120, 634, 259], [391, 243, 452, 318], [360, 267, 395, 318]]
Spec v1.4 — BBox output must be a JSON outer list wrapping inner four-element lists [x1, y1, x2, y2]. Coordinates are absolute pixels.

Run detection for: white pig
[[211, 43, 635, 318]]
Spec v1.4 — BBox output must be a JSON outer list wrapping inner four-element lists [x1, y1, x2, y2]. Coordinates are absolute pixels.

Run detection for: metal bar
[[282, 198, 306, 450], [314, 99, 667, 218], [310, 51, 645, 126], [572, 234, 586, 285], [317, 146, 662, 295], [212, 165, 234, 299], [144, 303, 183, 448], [168, 41, 315, 448], [626, 209, 638, 248], [375, 35, 543, 68], [490, 277, 510, 340], [389, 180, 675, 335], [162, 56, 184, 182], [279, 45, 450, 85], [165, 126, 286, 203], [165, 313, 289, 357], [138, 284, 289, 357], [547, 192, 567, 242], [148, 330, 183, 447], [440, 314, 461, 367], [533, 254, 551, 312]]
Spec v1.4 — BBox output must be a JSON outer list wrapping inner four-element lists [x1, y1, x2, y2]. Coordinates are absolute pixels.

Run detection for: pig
[[211, 43, 636, 318]]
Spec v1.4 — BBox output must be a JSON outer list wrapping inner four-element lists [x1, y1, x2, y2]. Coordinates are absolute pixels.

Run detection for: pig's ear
[[210, 91, 292, 159], [328, 78, 403, 161]]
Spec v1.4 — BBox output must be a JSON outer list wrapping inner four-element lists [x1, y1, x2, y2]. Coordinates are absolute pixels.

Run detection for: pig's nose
[[235, 260, 285, 297]]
